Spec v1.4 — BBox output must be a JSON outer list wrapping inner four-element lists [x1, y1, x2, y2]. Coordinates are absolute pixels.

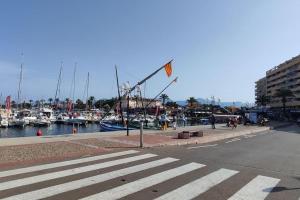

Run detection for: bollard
[[140, 121, 143, 148], [36, 129, 42, 136]]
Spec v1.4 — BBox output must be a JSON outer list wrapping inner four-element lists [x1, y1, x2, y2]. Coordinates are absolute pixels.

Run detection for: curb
[[269, 123, 294, 130]]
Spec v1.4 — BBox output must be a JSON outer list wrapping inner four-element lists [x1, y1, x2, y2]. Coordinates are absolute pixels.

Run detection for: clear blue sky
[[1, 0, 300, 103]]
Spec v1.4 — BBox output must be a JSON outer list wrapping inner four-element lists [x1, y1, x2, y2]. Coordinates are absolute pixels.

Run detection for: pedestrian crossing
[[0, 150, 290, 200]]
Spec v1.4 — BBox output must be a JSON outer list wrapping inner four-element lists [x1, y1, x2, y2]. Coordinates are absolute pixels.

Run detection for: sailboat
[[65, 64, 87, 126], [100, 66, 131, 132], [9, 59, 26, 128], [100, 60, 176, 132]]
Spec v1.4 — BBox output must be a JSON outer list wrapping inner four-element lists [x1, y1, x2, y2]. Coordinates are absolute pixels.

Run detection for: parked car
[[200, 118, 209, 125]]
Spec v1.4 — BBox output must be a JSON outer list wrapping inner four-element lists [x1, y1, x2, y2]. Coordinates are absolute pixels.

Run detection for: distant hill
[[175, 98, 244, 107]]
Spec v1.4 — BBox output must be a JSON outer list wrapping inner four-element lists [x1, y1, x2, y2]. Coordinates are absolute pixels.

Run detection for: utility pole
[[127, 94, 129, 136], [140, 121, 143, 148]]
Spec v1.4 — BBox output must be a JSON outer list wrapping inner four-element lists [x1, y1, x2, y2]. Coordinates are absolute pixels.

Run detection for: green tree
[[87, 96, 95, 109], [40, 99, 45, 107], [75, 99, 85, 109], [103, 104, 111, 112], [159, 94, 169, 108], [11, 100, 17, 109], [186, 97, 198, 108], [48, 98, 53, 106], [275, 88, 294, 115], [256, 95, 270, 107], [29, 99, 33, 108], [165, 101, 178, 108], [94, 99, 102, 109]]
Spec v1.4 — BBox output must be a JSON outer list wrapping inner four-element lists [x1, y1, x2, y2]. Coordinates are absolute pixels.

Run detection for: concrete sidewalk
[[0, 124, 271, 168], [0, 124, 266, 147]]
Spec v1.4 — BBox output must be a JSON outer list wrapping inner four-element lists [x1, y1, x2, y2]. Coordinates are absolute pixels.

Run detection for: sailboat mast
[[17, 61, 23, 109], [72, 63, 77, 109], [145, 77, 178, 109], [127, 60, 173, 96], [85, 72, 89, 110], [115, 66, 124, 125], [0, 92, 2, 108], [54, 62, 63, 105]]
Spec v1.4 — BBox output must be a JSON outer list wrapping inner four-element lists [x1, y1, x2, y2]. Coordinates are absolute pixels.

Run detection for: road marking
[[80, 162, 205, 200], [225, 138, 241, 143], [2, 157, 178, 200], [244, 135, 256, 138], [228, 175, 280, 200], [0, 153, 156, 191], [187, 144, 218, 149], [0, 150, 138, 178], [154, 168, 239, 200]]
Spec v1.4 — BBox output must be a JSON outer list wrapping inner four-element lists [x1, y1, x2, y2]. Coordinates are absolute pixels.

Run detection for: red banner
[[5, 96, 11, 111], [67, 100, 73, 112]]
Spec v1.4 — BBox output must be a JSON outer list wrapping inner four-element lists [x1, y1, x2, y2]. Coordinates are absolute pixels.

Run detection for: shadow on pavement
[[273, 126, 300, 134], [264, 186, 300, 193]]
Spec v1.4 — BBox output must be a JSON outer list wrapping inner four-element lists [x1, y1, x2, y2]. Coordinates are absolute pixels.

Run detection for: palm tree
[[275, 88, 294, 115], [48, 98, 53, 106], [54, 98, 60, 106], [159, 94, 169, 108], [186, 97, 198, 108], [76, 99, 84, 109], [40, 99, 45, 108], [256, 95, 270, 107], [88, 96, 95, 109], [29, 99, 33, 108]]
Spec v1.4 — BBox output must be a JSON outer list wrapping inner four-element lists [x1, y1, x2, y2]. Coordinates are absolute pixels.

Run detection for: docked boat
[[33, 117, 51, 127], [65, 113, 88, 125], [18, 109, 37, 125], [40, 108, 56, 123], [55, 113, 69, 124], [0, 117, 9, 128], [100, 122, 135, 132], [9, 118, 26, 128]]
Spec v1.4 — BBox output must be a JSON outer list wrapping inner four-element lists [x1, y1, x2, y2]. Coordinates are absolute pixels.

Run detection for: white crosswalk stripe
[[80, 162, 205, 200], [2, 157, 178, 200], [0, 150, 138, 178], [0, 153, 156, 191], [0, 150, 283, 200], [227, 175, 280, 200], [154, 168, 239, 200]]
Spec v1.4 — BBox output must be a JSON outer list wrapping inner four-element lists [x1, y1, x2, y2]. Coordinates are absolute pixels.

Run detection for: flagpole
[[115, 65, 125, 125], [145, 77, 178, 109], [127, 59, 173, 95]]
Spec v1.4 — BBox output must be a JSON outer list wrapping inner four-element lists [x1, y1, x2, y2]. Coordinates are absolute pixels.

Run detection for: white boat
[[65, 115, 87, 125], [0, 117, 9, 128], [55, 113, 69, 124], [40, 108, 56, 123], [18, 109, 37, 125], [9, 118, 26, 128], [33, 117, 51, 127]]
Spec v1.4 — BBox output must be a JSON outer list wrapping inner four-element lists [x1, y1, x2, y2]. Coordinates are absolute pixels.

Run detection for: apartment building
[[255, 77, 267, 106], [260, 55, 300, 108]]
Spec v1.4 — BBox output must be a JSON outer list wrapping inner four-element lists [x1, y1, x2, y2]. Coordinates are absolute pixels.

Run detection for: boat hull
[[100, 122, 134, 132]]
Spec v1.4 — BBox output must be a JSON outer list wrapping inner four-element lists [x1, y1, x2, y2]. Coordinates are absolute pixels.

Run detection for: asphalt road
[[0, 124, 299, 200]]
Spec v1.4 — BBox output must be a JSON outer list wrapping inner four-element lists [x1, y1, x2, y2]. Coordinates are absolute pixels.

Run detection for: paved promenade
[[0, 124, 270, 168]]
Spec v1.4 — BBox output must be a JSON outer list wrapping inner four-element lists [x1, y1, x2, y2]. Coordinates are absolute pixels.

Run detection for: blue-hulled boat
[[99, 122, 135, 132]]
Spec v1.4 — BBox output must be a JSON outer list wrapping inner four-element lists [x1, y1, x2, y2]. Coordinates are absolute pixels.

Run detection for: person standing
[[211, 114, 216, 129]]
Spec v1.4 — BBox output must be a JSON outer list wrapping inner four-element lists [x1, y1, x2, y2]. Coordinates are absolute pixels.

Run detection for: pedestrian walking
[[211, 114, 216, 129], [172, 115, 177, 130]]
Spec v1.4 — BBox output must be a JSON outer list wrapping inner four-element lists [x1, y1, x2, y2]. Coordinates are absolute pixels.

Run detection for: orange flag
[[164, 61, 172, 77]]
